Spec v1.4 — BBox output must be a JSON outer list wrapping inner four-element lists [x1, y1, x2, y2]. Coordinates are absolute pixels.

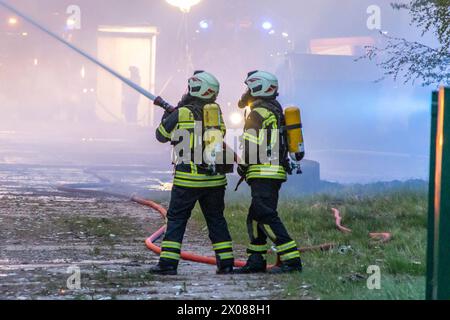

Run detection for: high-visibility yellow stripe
[[177, 125, 195, 130], [218, 252, 234, 260], [247, 170, 285, 176], [165, 105, 230, 189], [247, 171, 285, 176], [175, 172, 226, 181], [243, 132, 261, 145], [262, 225, 277, 242], [247, 168, 285, 174], [252, 221, 258, 239], [158, 125, 172, 139], [243, 129, 270, 146], [213, 241, 233, 251], [247, 173, 287, 181], [173, 178, 227, 188], [263, 116, 277, 128], [162, 241, 182, 250], [247, 175, 286, 181], [189, 132, 195, 149], [173, 181, 227, 188], [280, 251, 301, 262], [247, 164, 285, 171], [160, 251, 181, 261], [190, 162, 197, 174], [248, 244, 269, 252], [253, 108, 279, 133], [246, 164, 287, 180], [174, 176, 227, 183], [248, 107, 281, 153], [276, 241, 297, 253], [253, 107, 271, 119]]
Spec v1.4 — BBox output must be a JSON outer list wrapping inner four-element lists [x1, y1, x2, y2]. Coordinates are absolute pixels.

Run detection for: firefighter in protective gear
[[149, 71, 235, 275], [235, 71, 303, 274]]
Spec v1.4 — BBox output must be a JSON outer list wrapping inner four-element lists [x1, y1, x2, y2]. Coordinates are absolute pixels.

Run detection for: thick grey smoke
[[0, 0, 436, 183]]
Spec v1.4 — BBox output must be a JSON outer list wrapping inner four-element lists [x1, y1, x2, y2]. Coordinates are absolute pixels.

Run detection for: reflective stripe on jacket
[[156, 102, 227, 188], [242, 100, 287, 182]]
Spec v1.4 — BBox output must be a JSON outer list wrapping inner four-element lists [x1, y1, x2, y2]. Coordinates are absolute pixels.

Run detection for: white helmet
[[245, 70, 279, 97], [188, 71, 220, 100]]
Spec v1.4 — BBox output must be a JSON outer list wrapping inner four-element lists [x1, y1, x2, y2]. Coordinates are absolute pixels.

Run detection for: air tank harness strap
[[284, 123, 302, 131]]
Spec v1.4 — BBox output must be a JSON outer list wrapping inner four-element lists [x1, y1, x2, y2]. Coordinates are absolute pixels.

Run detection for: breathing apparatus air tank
[[203, 104, 223, 175], [284, 106, 305, 174]]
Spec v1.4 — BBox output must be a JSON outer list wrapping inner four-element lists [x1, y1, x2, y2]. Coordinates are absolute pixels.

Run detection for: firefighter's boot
[[216, 257, 234, 275], [234, 254, 267, 274], [148, 263, 178, 276], [216, 265, 234, 275], [269, 257, 303, 274]]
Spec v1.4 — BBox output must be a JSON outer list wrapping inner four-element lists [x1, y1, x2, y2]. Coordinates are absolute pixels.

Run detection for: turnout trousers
[[246, 179, 301, 264], [159, 185, 234, 269]]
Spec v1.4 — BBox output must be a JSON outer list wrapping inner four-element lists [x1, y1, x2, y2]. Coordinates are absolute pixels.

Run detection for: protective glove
[[154, 96, 175, 113], [161, 111, 171, 122], [238, 90, 254, 109]]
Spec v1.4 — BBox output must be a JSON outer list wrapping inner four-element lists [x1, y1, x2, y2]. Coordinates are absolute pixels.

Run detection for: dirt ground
[[0, 165, 295, 300]]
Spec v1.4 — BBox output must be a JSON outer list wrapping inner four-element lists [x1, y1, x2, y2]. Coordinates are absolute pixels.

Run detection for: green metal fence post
[[426, 91, 438, 300], [427, 87, 450, 300]]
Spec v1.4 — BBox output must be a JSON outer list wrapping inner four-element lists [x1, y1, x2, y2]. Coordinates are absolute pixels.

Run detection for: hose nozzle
[[154, 96, 176, 113]]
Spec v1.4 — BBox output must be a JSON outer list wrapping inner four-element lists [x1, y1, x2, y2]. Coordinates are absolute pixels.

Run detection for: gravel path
[[0, 166, 295, 300]]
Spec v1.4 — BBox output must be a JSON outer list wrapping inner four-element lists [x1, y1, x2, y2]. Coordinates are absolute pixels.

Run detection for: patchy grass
[[193, 189, 428, 300], [57, 216, 140, 245]]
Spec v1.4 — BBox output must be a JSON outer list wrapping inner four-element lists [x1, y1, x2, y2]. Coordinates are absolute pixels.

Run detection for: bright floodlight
[[8, 17, 18, 25], [230, 112, 244, 125], [262, 21, 272, 30], [166, 0, 202, 13], [199, 20, 209, 29]]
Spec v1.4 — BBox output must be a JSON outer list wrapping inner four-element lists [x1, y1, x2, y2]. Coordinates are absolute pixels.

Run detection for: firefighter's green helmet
[[188, 71, 220, 100], [245, 70, 279, 97]]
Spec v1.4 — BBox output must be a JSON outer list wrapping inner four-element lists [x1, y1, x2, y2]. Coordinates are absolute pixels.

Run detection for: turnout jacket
[[242, 99, 288, 182], [156, 98, 228, 188]]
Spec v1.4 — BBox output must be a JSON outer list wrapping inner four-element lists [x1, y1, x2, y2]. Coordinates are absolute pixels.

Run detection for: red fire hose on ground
[[332, 208, 392, 243], [131, 196, 243, 267], [57, 182, 391, 270], [136, 198, 391, 270], [132, 195, 335, 269]]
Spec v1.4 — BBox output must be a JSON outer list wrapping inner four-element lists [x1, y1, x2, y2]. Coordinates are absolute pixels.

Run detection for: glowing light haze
[[0, 0, 437, 183]]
